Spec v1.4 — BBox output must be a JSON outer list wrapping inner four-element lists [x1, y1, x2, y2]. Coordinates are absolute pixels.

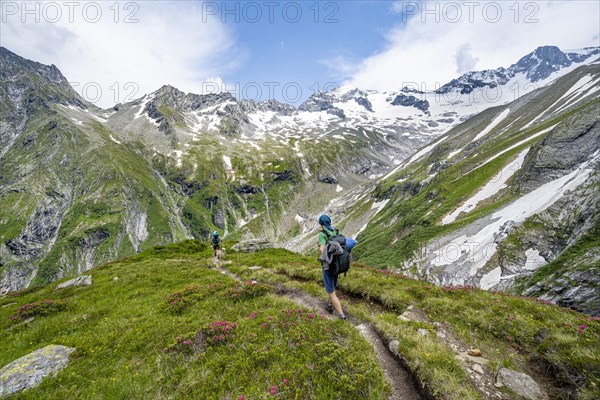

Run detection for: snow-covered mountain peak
[[511, 45, 578, 82]]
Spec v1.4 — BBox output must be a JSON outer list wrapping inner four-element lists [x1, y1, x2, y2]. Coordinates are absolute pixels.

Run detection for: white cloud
[[455, 43, 479, 74], [320, 55, 361, 79], [0, 1, 242, 107], [339, 1, 600, 91]]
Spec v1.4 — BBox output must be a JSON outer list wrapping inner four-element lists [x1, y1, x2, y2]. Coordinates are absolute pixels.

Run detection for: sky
[[1, 0, 599, 108]]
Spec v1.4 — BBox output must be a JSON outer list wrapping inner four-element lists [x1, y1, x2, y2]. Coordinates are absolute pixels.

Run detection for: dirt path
[[215, 264, 422, 400]]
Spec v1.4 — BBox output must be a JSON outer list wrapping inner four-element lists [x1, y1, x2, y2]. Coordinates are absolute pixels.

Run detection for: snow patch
[[447, 148, 463, 160], [480, 267, 502, 290], [355, 222, 369, 237], [470, 108, 510, 143], [134, 95, 152, 120], [172, 150, 183, 168], [442, 148, 530, 225], [523, 75, 598, 128], [381, 136, 448, 181], [524, 249, 547, 271], [145, 114, 161, 127], [482, 125, 556, 166], [109, 134, 122, 144], [553, 76, 600, 114], [371, 199, 390, 214], [223, 155, 232, 170], [336, 185, 343, 193], [92, 115, 107, 123], [434, 155, 596, 290]]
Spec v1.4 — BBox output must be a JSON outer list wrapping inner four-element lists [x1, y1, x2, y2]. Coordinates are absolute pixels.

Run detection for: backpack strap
[[322, 228, 338, 239]]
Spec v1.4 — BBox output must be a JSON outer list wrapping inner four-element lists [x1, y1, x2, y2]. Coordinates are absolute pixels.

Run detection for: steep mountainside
[[325, 63, 600, 315], [1, 45, 599, 309]]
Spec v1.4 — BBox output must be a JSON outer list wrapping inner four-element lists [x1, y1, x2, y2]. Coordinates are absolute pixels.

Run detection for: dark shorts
[[212, 244, 221, 250], [322, 269, 338, 294]]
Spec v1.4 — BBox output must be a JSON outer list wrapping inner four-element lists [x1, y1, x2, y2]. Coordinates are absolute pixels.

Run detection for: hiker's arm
[[319, 245, 325, 253]]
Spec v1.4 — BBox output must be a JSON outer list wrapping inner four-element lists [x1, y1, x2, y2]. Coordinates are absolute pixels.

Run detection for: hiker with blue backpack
[[317, 214, 357, 320], [211, 231, 222, 259]]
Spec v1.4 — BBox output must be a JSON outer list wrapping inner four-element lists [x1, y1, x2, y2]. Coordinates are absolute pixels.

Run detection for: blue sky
[[2, 1, 599, 108], [222, 1, 399, 102]]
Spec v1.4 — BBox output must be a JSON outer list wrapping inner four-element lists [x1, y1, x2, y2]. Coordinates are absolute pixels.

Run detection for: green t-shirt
[[318, 228, 337, 247]]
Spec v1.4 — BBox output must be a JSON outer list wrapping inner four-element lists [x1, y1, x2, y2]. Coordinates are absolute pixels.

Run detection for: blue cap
[[318, 214, 331, 226]]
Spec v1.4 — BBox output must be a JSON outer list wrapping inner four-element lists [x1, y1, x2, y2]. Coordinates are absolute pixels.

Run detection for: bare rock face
[[517, 104, 600, 193], [0, 345, 76, 397]]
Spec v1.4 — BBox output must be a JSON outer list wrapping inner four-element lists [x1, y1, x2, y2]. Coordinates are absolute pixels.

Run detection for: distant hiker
[[211, 231, 222, 259], [317, 214, 350, 320]]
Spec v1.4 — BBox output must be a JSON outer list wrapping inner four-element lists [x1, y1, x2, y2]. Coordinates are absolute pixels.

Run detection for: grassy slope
[[0, 242, 388, 400], [228, 249, 600, 400], [2, 242, 599, 399]]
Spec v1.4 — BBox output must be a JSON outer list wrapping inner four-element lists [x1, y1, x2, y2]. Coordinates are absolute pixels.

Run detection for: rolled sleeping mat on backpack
[[345, 238, 357, 252]]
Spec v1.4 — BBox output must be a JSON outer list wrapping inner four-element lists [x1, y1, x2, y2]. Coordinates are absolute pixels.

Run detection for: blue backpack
[[345, 238, 358, 252]]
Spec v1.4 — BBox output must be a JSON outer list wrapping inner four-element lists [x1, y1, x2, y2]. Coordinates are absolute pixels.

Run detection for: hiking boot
[[325, 303, 335, 314], [339, 314, 347, 320]]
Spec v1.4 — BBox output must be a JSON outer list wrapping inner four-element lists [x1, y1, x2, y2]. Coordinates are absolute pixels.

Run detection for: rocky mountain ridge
[[1, 45, 599, 317]]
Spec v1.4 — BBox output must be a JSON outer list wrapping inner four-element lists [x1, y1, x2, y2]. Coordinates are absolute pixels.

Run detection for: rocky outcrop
[[355, 97, 373, 112], [326, 107, 346, 119], [516, 105, 600, 193], [125, 202, 149, 253], [212, 208, 226, 229], [319, 176, 338, 184], [232, 238, 273, 253], [1, 191, 71, 292], [235, 184, 259, 195], [523, 266, 600, 317], [496, 368, 547, 400], [55, 275, 92, 290], [5, 197, 69, 259], [0, 345, 76, 397], [390, 94, 430, 114]]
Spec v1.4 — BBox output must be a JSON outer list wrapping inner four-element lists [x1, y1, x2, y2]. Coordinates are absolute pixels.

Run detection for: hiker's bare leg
[[328, 291, 343, 315]]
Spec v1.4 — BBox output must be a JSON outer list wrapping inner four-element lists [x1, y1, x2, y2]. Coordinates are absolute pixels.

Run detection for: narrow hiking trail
[[213, 260, 423, 400]]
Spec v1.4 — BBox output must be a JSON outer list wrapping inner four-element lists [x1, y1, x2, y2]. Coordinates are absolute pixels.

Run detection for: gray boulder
[[496, 368, 547, 400], [0, 345, 76, 397], [232, 238, 273, 253], [56, 275, 92, 290], [388, 340, 400, 357]]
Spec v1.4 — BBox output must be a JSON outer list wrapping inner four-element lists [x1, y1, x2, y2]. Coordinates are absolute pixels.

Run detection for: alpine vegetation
[[1, 43, 600, 399]]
